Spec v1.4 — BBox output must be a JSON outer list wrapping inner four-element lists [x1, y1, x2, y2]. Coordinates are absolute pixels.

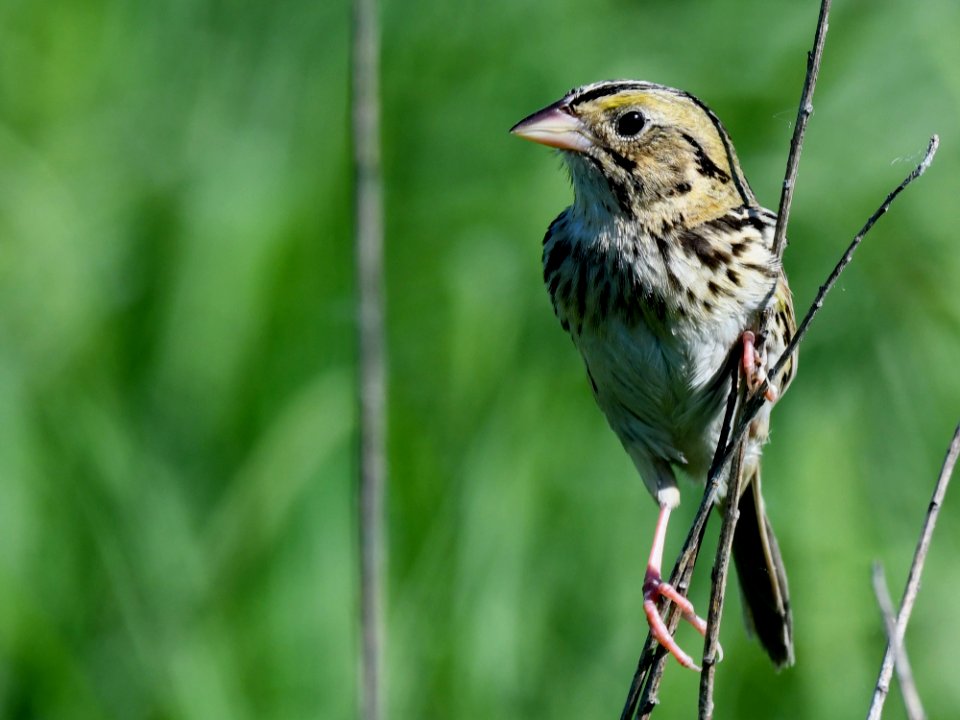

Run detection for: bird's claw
[[643, 569, 718, 671], [741, 331, 779, 402]]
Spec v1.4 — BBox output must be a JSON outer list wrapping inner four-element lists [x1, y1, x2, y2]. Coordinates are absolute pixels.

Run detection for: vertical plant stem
[[352, 0, 386, 716], [771, 0, 832, 259]]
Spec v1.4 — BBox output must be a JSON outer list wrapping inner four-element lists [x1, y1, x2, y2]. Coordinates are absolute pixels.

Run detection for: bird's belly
[[574, 317, 734, 477]]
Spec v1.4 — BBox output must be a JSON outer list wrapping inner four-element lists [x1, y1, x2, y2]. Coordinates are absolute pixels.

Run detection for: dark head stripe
[[673, 89, 755, 206], [567, 81, 655, 107]]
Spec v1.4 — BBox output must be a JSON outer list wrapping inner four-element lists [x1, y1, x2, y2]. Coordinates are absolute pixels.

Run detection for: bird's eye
[[616, 111, 646, 138]]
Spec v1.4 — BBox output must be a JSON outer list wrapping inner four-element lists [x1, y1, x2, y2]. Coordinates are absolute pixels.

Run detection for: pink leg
[[741, 330, 757, 376], [642, 505, 712, 671]]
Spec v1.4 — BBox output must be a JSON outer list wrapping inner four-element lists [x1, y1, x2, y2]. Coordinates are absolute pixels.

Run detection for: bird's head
[[511, 80, 755, 225]]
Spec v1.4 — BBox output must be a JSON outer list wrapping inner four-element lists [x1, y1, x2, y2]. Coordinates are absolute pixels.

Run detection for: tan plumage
[[512, 80, 797, 668]]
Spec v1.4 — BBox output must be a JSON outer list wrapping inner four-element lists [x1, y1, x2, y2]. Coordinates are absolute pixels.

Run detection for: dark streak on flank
[[548, 273, 561, 297], [543, 238, 571, 284], [730, 240, 749, 257], [778, 309, 793, 344], [678, 229, 723, 270], [718, 209, 769, 234], [748, 206, 777, 229], [576, 261, 589, 322], [558, 277, 573, 307], [544, 214, 565, 245], [585, 364, 600, 396], [652, 233, 680, 291], [727, 267, 741, 286], [666, 269, 681, 291], [653, 233, 670, 264], [743, 261, 779, 278], [708, 279, 734, 298], [706, 211, 762, 234], [673, 181, 692, 196], [705, 215, 735, 233]]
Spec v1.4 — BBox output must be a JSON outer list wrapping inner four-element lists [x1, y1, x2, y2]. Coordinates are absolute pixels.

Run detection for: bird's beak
[[510, 102, 594, 153]]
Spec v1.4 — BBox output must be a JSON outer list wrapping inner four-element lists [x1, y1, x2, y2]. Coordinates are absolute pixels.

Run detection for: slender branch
[[620, 136, 939, 719], [867, 423, 960, 720], [771, 135, 939, 383], [771, 0, 832, 259], [721, 135, 940, 481], [871, 563, 926, 720], [699, 414, 748, 720], [755, 0, 829, 382], [352, 0, 386, 715]]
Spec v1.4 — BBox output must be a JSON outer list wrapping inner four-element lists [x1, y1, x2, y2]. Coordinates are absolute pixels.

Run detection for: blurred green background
[[1, 0, 958, 718]]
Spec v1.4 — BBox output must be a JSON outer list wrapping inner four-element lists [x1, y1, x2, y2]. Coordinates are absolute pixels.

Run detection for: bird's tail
[[732, 467, 794, 668]]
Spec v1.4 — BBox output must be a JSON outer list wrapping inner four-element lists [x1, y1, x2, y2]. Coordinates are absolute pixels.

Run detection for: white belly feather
[[574, 311, 741, 490]]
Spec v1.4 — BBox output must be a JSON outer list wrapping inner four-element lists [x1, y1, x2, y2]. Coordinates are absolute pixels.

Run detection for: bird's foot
[[642, 567, 717, 671], [741, 330, 778, 402]]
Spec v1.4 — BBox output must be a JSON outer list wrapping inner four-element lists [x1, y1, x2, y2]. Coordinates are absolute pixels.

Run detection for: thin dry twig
[[621, 134, 940, 720], [867, 423, 960, 720], [872, 563, 926, 720], [698, 421, 748, 720], [720, 135, 940, 485], [353, 0, 386, 714], [771, 0, 832, 259], [695, 0, 833, 684]]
